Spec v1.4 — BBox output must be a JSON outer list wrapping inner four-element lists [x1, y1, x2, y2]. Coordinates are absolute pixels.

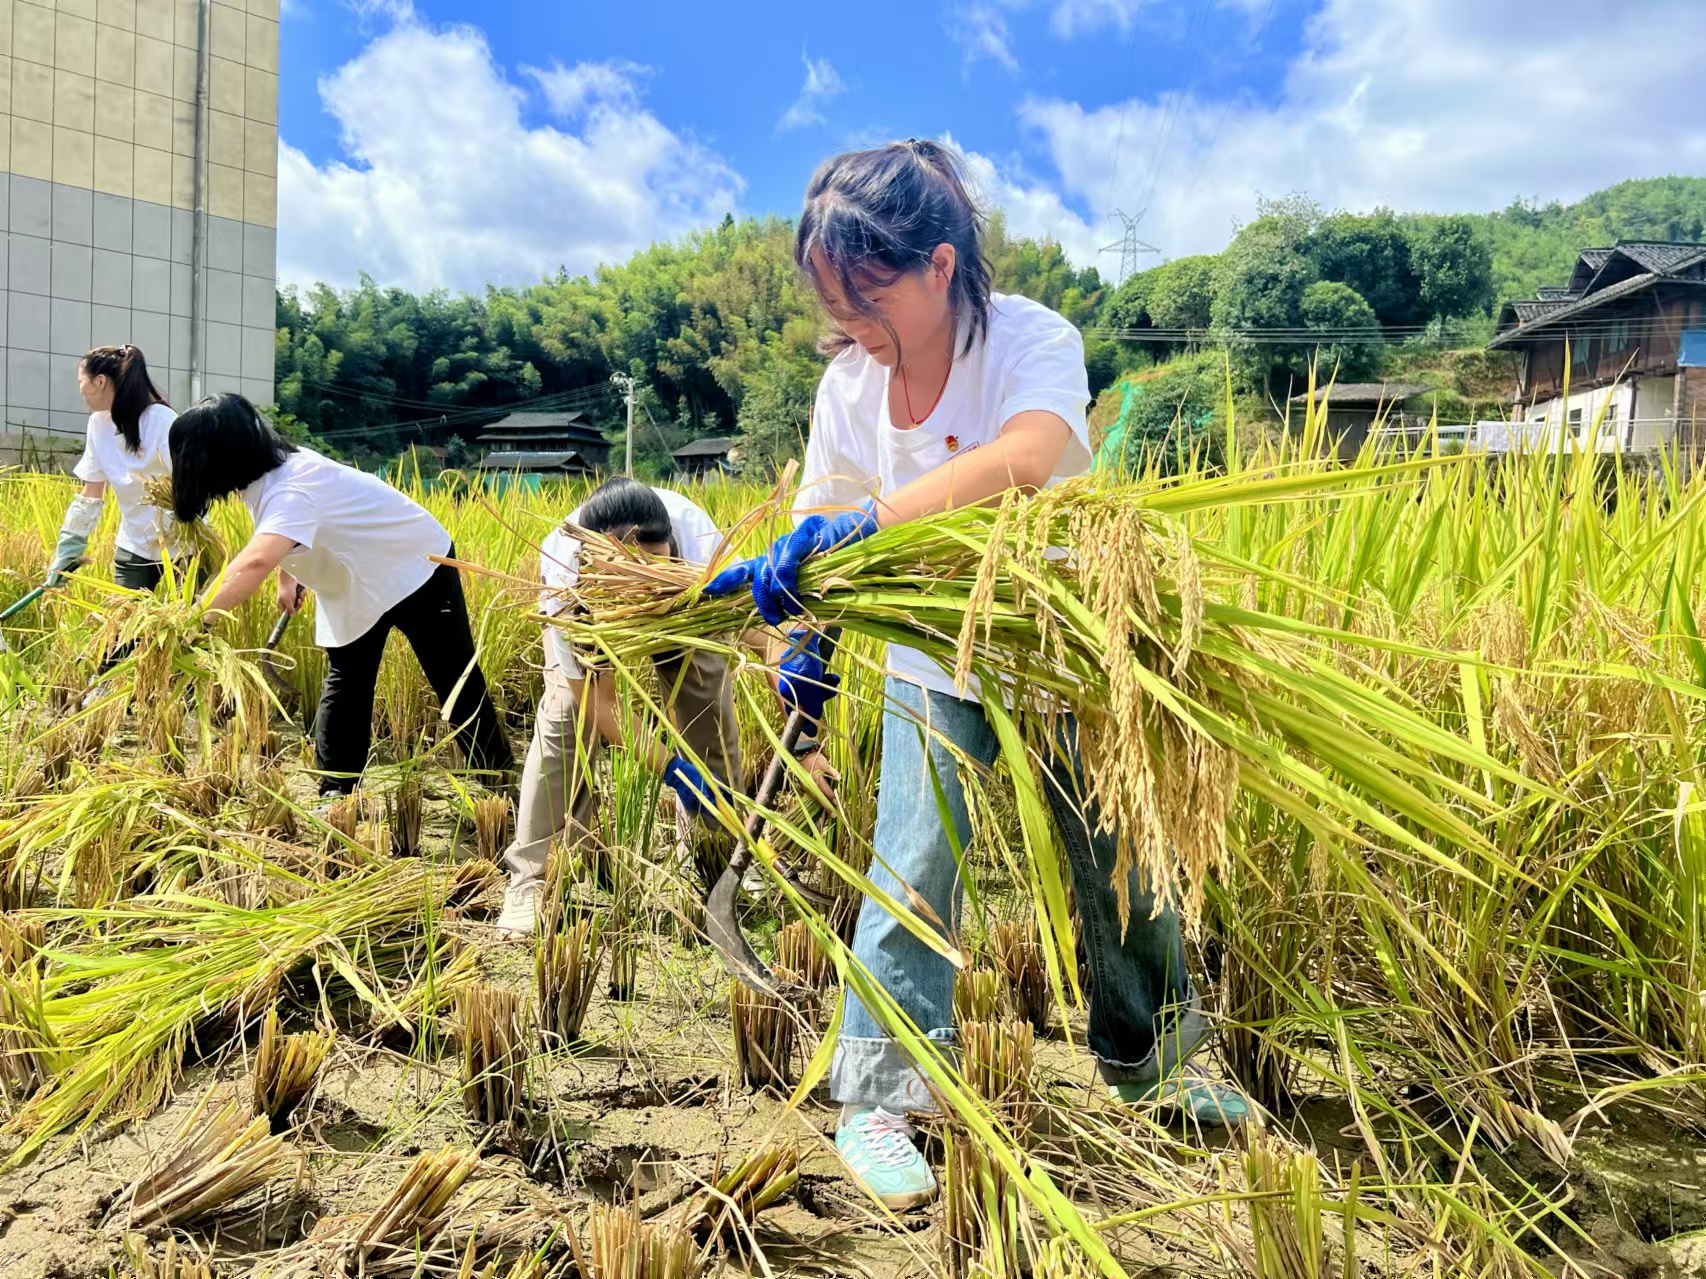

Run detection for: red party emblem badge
[[945, 435, 960, 452]]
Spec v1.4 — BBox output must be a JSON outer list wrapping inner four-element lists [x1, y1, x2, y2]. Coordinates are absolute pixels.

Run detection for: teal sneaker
[[1112, 1073, 1253, 1127], [835, 1107, 937, 1210]]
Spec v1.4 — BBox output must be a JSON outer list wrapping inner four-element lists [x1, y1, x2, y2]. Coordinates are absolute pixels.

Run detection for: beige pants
[[503, 646, 742, 897]]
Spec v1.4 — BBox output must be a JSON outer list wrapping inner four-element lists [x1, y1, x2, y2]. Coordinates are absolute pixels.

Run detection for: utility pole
[[610, 373, 636, 476], [1100, 208, 1159, 287]]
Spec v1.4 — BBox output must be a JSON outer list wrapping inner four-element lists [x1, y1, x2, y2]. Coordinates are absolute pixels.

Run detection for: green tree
[[1211, 203, 1321, 391], [1145, 255, 1217, 332], [1408, 215, 1494, 318], [1308, 210, 1420, 326], [1299, 281, 1383, 382]]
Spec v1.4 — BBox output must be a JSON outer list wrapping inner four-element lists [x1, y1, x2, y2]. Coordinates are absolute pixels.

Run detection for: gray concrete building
[[0, 0, 277, 466]]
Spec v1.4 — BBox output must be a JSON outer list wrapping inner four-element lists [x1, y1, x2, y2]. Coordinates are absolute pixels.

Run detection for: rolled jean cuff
[[1094, 998, 1214, 1088], [829, 1029, 955, 1114]]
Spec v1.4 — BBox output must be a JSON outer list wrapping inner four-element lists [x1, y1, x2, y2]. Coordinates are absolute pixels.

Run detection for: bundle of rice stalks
[[459, 983, 528, 1128], [729, 972, 800, 1093], [606, 932, 640, 1003], [142, 474, 226, 569], [567, 1201, 703, 1279], [385, 776, 424, 858], [954, 969, 1004, 1027], [109, 1097, 299, 1230], [680, 1142, 799, 1242], [990, 920, 1053, 1034], [448, 857, 501, 909], [252, 1007, 333, 1131], [942, 1126, 1023, 1279], [246, 767, 297, 840], [1243, 1133, 1333, 1279], [774, 921, 833, 991], [535, 911, 605, 1048], [960, 1019, 1036, 1138], [0, 913, 53, 1103], [5, 859, 463, 1166], [1031, 1237, 1094, 1279], [472, 794, 513, 862], [553, 478, 1515, 936], [123, 1234, 218, 1279]]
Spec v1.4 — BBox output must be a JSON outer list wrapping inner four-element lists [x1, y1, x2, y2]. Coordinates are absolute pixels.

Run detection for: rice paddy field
[[2, 411, 1706, 1279]]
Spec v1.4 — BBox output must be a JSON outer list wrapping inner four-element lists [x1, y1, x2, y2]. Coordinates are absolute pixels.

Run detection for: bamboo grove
[[0, 389, 1703, 1277]]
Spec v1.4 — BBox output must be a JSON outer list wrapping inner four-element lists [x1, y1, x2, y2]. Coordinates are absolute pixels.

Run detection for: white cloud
[[965, 0, 1706, 270], [947, 3, 1019, 72], [778, 53, 846, 131], [276, 16, 742, 293]]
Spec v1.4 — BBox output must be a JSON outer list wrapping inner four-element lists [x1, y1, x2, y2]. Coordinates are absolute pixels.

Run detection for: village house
[[1489, 241, 1706, 455], [475, 409, 613, 477], [672, 436, 737, 478], [1288, 383, 1434, 457]]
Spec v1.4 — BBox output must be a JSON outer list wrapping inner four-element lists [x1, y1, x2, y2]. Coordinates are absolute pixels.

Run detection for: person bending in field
[[706, 140, 1252, 1212], [168, 393, 515, 800], [496, 476, 838, 938]]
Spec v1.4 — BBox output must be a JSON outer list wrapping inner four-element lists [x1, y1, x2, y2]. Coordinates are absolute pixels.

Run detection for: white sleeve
[[253, 484, 318, 550], [998, 317, 1092, 477], [673, 503, 723, 568], [794, 374, 878, 522], [72, 416, 105, 483], [548, 628, 583, 680]]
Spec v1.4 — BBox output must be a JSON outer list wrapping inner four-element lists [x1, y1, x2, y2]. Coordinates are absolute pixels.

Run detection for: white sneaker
[[80, 682, 113, 711], [495, 882, 540, 939]]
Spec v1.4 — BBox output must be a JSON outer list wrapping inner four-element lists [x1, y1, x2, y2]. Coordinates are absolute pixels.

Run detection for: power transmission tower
[[1100, 208, 1159, 287], [610, 373, 637, 476]]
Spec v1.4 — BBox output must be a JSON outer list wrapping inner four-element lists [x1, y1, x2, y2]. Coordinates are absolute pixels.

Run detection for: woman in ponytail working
[[47, 345, 177, 591]]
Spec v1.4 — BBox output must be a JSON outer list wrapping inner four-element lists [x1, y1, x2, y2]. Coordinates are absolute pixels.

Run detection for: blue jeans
[[830, 678, 1210, 1113]]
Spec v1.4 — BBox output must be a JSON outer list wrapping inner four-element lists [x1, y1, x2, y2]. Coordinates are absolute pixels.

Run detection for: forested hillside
[[272, 177, 1706, 471]]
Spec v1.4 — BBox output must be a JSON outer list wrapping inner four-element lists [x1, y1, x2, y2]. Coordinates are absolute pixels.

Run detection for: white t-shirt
[[540, 486, 722, 678], [795, 292, 1091, 700], [241, 448, 452, 649], [73, 402, 177, 558]]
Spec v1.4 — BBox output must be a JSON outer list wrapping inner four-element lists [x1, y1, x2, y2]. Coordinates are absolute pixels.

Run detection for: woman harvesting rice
[[52, 346, 177, 591], [169, 393, 514, 798], [707, 140, 1250, 1211], [498, 475, 838, 938]]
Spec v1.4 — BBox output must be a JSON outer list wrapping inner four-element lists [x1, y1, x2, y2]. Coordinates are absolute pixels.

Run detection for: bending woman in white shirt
[[167, 393, 515, 797], [48, 345, 177, 592]]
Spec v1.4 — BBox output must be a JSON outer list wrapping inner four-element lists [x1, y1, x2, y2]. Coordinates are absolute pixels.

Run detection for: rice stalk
[[729, 971, 801, 1093], [110, 1096, 300, 1229], [123, 1234, 219, 1279], [1243, 1133, 1332, 1279], [774, 920, 833, 991], [535, 912, 605, 1048], [960, 1019, 1036, 1139], [0, 914, 55, 1104], [954, 968, 1004, 1027], [566, 1200, 703, 1279], [386, 775, 425, 858], [679, 1142, 799, 1242], [472, 794, 513, 862], [990, 919, 1053, 1034], [142, 473, 226, 569], [246, 766, 298, 840], [942, 1125, 1024, 1279], [458, 982, 528, 1128], [606, 932, 640, 1002], [252, 1007, 333, 1131]]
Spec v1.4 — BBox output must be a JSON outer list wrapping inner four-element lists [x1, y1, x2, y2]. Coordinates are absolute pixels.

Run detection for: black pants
[[313, 556, 514, 795]]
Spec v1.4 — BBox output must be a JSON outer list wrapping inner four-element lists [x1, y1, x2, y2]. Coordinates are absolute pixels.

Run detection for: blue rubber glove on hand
[[703, 499, 878, 626], [776, 628, 839, 723], [662, 754, 722, 818]]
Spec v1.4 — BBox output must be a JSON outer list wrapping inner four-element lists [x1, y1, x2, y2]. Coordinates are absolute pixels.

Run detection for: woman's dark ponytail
[[81, 344, 168, 454], [796, 139, 993, 360]]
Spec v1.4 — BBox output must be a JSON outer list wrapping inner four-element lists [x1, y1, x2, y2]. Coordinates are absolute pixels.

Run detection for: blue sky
[[273, 0, 1706, 294]]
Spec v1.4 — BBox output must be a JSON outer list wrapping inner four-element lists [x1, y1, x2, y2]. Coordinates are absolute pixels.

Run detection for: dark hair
[[168, 393, 297, 523], [796, 139, 992, 361], [573, 476, 677, 556], [82, 344, 167, 454]]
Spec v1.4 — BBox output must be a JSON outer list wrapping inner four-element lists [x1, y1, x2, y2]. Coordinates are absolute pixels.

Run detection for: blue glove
[[662, 754, 723, 818], [703, 500, 878, 626], [776, 628, 839, 723]]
